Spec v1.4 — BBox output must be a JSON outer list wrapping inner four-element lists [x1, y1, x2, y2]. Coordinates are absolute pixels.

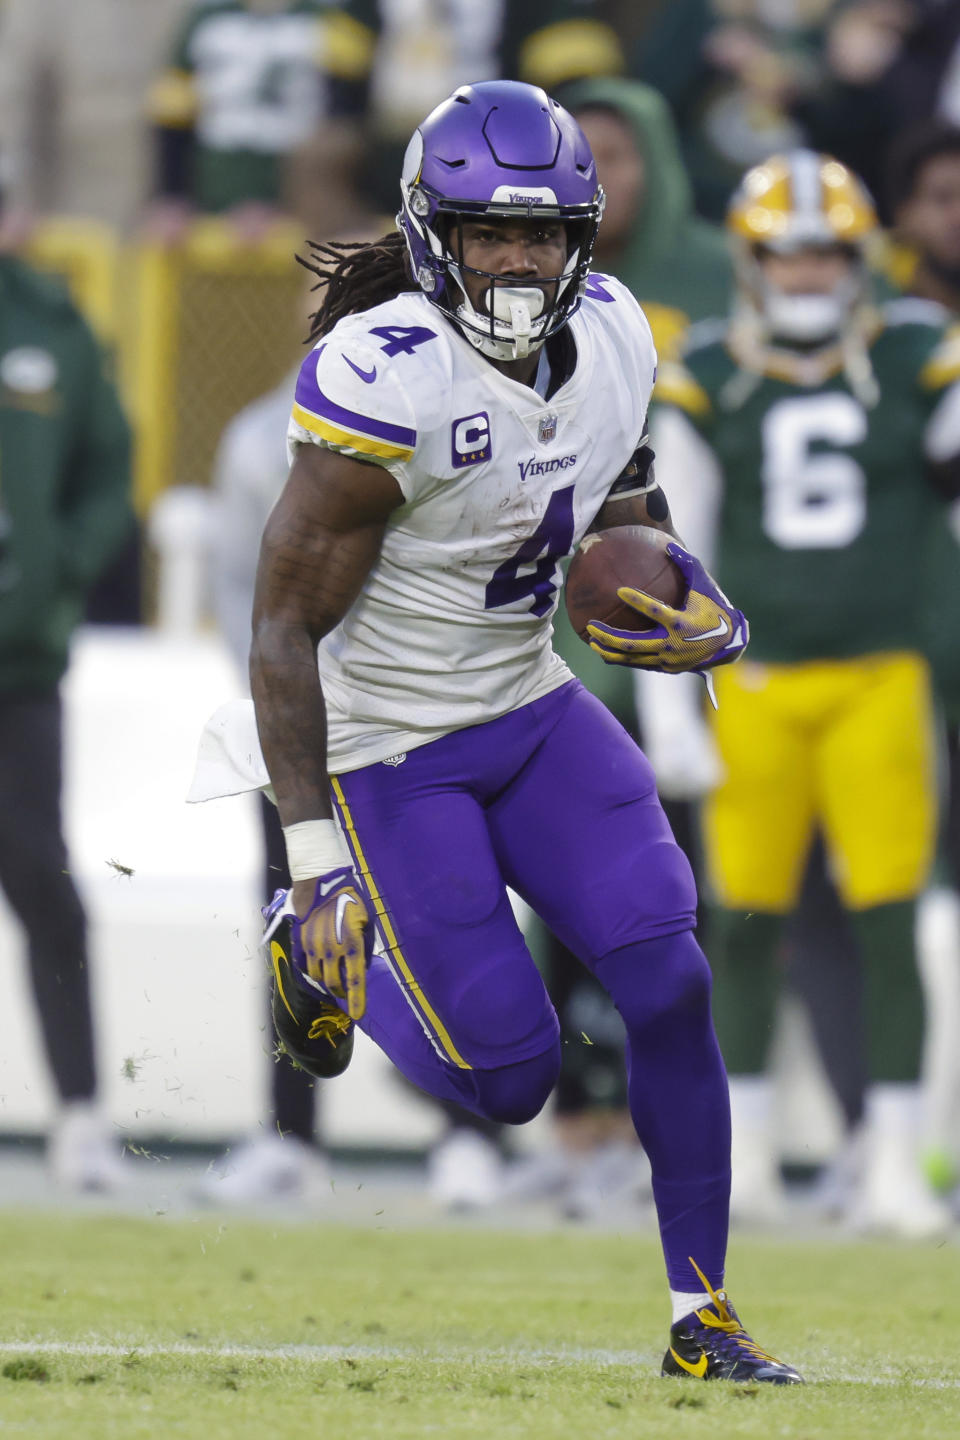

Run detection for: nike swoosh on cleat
[[669, 1347, 708, 1378], [270, 942, 298, 1023], [335, 891, 357, 943], [344, 355, 377, 384]]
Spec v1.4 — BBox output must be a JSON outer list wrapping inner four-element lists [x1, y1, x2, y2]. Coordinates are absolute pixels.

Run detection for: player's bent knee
[[469, 1043, 561, 1125], [597, 930, 713, 1035]]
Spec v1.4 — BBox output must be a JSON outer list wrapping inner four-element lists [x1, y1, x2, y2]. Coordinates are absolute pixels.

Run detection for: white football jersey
[[287, 275, 657, 772]]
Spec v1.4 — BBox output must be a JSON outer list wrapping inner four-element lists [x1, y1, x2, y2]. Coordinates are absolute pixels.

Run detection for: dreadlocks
[[298, 232, 415, 343]]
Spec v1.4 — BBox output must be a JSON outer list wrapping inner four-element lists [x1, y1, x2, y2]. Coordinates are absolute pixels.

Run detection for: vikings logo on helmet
[[397, 80, 605, 363]]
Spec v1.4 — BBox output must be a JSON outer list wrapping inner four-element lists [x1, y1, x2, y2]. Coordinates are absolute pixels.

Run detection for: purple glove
[[586, 541, 749, 674], [262, 868, 374, 1021]]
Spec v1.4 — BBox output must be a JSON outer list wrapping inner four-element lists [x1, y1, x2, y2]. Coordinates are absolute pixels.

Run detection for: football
[[564, 525, 685, 641]]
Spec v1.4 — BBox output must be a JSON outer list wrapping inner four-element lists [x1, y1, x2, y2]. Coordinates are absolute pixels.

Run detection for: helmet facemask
[[397, 83, 604, 362], [738, 241, 866, 344], [439, 208, 598, 361]]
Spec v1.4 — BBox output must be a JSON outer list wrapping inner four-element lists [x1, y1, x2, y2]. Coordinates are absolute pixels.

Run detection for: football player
[[195, 81, 801, 1382], [646, 150, 960, 1234]]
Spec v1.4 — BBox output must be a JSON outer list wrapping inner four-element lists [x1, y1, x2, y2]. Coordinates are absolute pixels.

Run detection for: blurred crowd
[[1, 0, 959, 1231]]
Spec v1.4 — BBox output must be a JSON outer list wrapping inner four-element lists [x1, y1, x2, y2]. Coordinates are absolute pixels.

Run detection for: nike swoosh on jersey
[[335, 891, 357, 943], [344, 355, 377, 384], [669, 1347, 708, 1377]]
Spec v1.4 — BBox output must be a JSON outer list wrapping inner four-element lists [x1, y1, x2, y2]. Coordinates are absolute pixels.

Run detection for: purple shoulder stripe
[[295, 350, 417, 448]]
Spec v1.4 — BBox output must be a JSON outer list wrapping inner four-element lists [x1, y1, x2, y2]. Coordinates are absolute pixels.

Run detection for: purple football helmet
[[398, 80, 604, 361]]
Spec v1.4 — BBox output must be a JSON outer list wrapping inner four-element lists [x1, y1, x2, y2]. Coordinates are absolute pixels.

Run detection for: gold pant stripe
[[704, 651, 937, 911], [330, 777, 471, 1069]]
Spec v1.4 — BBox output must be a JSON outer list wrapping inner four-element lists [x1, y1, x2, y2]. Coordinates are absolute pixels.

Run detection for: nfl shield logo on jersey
[[538, 413, 558, 444]]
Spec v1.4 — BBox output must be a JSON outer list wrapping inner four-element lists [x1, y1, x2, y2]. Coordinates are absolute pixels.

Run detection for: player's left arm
[[586, 435, 748, 673], [590, 438, 680, 538]]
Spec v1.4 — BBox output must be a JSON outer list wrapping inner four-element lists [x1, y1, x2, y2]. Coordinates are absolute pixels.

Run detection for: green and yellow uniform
[[147, 0, 335, 212], [657, 299, 960, 914]]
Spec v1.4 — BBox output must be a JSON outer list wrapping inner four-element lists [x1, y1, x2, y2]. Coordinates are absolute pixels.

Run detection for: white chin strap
[[486, 285, 545, 358], [457, 284, 548, 361]]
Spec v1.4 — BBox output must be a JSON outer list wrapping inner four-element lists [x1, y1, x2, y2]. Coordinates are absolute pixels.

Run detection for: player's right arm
[[251, 441, 401, 832], [250, 443, 402, 1015]]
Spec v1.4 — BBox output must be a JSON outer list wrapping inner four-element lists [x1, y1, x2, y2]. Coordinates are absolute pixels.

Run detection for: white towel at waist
[[187, 698, 272, 803]]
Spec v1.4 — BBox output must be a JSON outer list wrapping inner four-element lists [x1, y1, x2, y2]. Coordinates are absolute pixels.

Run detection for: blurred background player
[[144, 0, 369, 245], [0, 223, 134, 1188], [649, 149, 960, 1234]]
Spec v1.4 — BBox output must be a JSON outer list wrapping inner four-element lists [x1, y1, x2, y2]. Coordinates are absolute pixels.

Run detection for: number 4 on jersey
[[484, 486, 576, 616], [369, 325, 437, 357]]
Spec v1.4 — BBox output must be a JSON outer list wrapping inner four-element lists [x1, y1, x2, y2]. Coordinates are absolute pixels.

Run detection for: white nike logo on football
[[335, 891, 358, 943]]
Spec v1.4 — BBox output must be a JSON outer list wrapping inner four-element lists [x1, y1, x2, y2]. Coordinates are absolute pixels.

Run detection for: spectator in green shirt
[[0, 245, 133, 1188]]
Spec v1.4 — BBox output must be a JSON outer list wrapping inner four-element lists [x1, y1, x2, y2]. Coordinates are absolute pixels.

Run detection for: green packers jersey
[[149, 1, 332, 211], [656, 299, 960, 664]]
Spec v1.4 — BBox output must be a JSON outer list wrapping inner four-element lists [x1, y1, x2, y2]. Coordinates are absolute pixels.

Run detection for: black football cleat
[[662, 1261, 803, 1385], [270, 938, 355, 1079]]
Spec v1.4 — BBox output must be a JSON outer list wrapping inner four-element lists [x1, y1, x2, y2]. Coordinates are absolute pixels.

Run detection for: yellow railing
[[130, 217, 307, 510]]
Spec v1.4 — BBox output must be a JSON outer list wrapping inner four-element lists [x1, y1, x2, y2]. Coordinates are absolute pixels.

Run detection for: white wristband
[[283, 819, 351, 883]]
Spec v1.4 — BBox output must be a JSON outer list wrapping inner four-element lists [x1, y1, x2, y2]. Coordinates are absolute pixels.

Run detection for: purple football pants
[[331, 680, 730, 1291]]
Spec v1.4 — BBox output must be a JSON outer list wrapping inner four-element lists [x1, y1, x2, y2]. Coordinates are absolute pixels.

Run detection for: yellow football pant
[[704, 651, 937, 913]]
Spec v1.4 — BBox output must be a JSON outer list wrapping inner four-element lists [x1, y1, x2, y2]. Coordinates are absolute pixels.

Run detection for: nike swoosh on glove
[[289, 866, 374, 1021], [586, 542, 749, 674]]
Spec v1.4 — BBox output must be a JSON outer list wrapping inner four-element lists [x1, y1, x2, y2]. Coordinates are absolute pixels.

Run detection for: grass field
[[1, 1211, 957, 1438]]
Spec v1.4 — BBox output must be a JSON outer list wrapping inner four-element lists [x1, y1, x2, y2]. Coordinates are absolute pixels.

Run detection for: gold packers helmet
[[727, 150, 877, 342]]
